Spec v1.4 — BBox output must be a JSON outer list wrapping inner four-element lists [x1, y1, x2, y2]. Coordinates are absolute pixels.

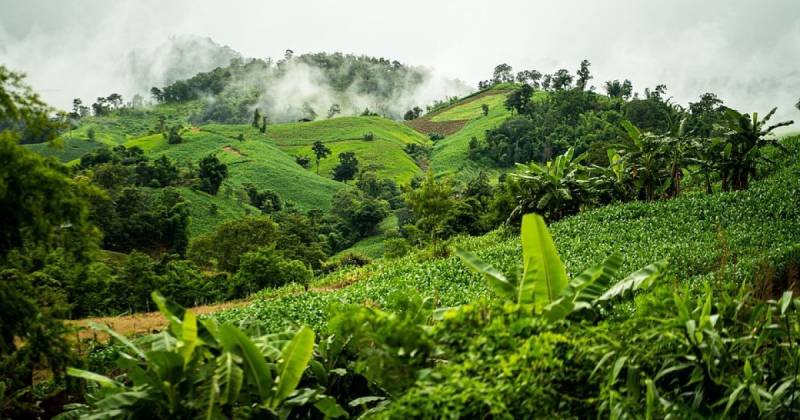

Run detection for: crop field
[[177, 187, 259, 238], [213, 139, 800, 332], [283, 139, 422, 183], [264, 116, 428, 147], [430, 92, 509, 122], [125, 126, 346, 212], [22, 137, 103, 162]]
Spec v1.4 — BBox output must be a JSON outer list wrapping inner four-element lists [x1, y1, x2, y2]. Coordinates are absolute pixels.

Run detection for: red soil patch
[[405, 118, 469, 136], [405, 89, 512, 136]]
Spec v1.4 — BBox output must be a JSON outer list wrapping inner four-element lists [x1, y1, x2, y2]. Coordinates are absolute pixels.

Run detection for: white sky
[[1, 0, 799, 123]]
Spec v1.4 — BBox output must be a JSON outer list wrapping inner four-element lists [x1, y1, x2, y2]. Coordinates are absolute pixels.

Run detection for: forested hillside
[[3, 38, 800, 419]]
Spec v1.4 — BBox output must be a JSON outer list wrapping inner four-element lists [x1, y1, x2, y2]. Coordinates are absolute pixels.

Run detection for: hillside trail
[[67, 269, 366, 341]]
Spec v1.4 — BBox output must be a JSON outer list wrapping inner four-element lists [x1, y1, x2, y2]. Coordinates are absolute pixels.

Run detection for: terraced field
[[125, 125, 346, 212]]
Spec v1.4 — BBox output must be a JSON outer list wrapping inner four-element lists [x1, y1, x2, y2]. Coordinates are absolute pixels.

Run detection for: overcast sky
[[1, 0, 799, 123]]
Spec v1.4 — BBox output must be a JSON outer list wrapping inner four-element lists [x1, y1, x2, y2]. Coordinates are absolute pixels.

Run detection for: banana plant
[[455, 213, 666, 322], [512, 147, 589, 221], [616, 120, 672, 201], [61, 292, 346, 419], [712, 108, 793, 191]]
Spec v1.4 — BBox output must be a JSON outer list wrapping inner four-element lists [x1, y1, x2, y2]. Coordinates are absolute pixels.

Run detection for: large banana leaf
[[542, 253, 622, 322], [271, 326, 315, 408], [179, 310, 198, 367], [215, 353, 243, 405], [596, 259, 667, 303], [218, 324, 273, 402], [455, 247, 515, 300], [89, 322, 146, 359], [66, 368, 123, 390], [521, 213, 568, 308]]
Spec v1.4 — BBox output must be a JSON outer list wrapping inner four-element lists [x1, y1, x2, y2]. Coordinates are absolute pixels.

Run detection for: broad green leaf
[[272, 326, 315, 408], [521, 213, 568, 307], [179, 310, 198, 367], [455, 247, 515, 300], [596, 259, 667, 303], [780, 291, 793, 315], [542, 253, 621, 322], [215, 353, 243, 405], [89, 322, 146, 360], [610, 356, 628, 384], [314, 397, 349, 418], [218, 324, 273, 401], [152, 291, 184, 337], [66, 368, 122, 389]]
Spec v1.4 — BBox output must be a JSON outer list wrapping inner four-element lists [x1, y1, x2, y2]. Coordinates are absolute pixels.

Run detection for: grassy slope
[[429, 90, 546, 179], [264, 116, 428, 184], [430, 93, 508, 122], [334, 214, 399, 260], [178, 187, 260, 238], [66, 101, 203, 146], [429, 93, 511, 179], [125, 125, 345, 212], [23, 137, 103, 162], [214, 138, 800, 333]]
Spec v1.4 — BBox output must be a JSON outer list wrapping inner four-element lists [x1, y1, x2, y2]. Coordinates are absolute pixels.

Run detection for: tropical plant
[[63, 292, 346, 419], [616, 120, 672, 201], [454, 213, 666, 321], [587, 148, 634, 203], [713, 108, 793, 191], [511, 147, 589, 221]]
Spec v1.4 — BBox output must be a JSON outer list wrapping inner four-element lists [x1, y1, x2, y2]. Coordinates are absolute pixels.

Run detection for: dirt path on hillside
[[222, 145, 245, 156], [67, 268, 368, 341]]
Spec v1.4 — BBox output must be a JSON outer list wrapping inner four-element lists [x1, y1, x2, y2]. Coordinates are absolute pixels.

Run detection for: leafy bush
[[64, 292, 347, 419], [362, 132, 375, 141], [235, 247, 313, 293], [428, 132, 444, 141]]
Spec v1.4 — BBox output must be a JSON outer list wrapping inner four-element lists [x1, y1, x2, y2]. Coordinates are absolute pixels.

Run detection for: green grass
[[125, 125, 346, 213], [429, 96, 512, 178], [213, 138, 800, 333], [22, 137, 103, 162], [284, 139, 421, 183], [430, 93, 509, 122], [178, 187, 259, 238], [205, 117, 427, 183], [429, 91, 546, 179], [264, 116, 428, 147], [63, 101, 202, 146], [334, 215, 399, 260]]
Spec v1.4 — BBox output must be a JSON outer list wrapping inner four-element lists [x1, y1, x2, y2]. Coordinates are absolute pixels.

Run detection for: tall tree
[[492, 63, 514, 84], [576, 59, 592, 91], [311, 140, 331, 174], [551, 69, 573, 90], [0, 65, 97, 416]]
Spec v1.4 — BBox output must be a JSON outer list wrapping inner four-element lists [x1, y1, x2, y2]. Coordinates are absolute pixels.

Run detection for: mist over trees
[[150, 51, 470, 124]]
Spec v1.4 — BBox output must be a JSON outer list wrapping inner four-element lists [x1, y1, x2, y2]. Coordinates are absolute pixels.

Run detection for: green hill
[[22, 137, 103, 163], [125, 124, 346, 213], [264, 116, 429, 183], [403, 85, 540, 180]]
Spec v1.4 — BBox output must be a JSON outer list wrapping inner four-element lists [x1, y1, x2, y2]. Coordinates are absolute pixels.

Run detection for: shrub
[[428, 132, 444, 141], [236, 247, 313, 292], [362, 132, 375, 141], [64, 293, 346, 419]]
